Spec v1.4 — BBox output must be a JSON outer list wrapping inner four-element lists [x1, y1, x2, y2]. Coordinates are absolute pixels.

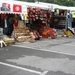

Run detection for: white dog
[[0, 38, 7, 48]]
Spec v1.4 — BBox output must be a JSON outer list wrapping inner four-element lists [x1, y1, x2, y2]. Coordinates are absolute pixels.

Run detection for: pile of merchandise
[[0, 28, 15, 47], [39, 27, 57, 39], [3, 35, 15, 46], [14, 20, 35, 43], [27, 7, 57, 39], [63, 28, 75, 37]]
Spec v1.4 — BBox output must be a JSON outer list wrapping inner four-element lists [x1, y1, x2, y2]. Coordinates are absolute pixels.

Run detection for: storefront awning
[[0, 1, 27, 14]]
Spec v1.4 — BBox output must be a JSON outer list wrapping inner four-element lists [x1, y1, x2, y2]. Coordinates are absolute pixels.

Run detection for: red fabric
[[33, 31, 39, 40], [47, 28, 57, 39], [39, 28, 57, 39], [33, 32, 38, 39], [14, 20, 18, 27], [1, 14, 6, 19], [13, 4, 22, 12]]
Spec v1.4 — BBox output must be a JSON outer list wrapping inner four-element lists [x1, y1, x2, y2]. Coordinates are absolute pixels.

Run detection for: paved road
[[0, 47, 42, 75], [14, 37, 75, 56], [0, 37, 75, 75], [0, 64, 40, 75]]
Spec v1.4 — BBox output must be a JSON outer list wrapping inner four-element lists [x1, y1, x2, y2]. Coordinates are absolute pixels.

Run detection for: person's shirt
[[4, 19, 7, 28], [13, 20, 18, 27]]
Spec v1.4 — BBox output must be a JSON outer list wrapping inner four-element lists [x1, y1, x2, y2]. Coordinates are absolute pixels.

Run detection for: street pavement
[[0, 37, 75, 75], [14, 37, 75, 56]]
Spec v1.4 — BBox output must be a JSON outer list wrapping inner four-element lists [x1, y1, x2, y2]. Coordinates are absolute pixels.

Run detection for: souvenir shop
[[0, 0, 36, 46], [0, 1, 72, 47]]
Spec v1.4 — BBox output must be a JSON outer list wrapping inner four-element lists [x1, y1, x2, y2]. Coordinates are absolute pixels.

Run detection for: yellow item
[[64, 30, 74, 37], [23, 14, 28, 20], [42, 31, 47, 35]]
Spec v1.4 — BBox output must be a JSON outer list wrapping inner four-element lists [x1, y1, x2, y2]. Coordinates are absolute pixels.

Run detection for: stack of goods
[[3, 35, 15, 46], [28, 7, 41, 20], [63, 28, 74, 37], [27, 7, 54, 38], [47, 28, 57, 39], [39, 27, 57, 39], [14, 20, 35, 43], [27, 7, 51, 24]]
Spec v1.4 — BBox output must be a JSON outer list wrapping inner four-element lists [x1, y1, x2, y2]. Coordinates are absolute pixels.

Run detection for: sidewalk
[[13, 37, 75, 56]]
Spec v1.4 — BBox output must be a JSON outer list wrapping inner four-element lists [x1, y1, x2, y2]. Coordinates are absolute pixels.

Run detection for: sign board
[[0, 1, 27, 14], [71, 11, 75, 18], [22, 5, 27, 14]]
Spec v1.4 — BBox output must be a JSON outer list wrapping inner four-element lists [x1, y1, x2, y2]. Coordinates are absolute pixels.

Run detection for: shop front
[[0, 1, 74, 47], [0, 1, 36, 47]]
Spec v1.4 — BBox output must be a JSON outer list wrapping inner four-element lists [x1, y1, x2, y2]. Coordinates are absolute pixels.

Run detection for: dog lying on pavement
[[0, 38, 7, 48]]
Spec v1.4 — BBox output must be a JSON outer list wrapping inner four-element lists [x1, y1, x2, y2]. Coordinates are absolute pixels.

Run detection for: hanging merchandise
[[33, 8, 36, 13], [56, 8, 59, 15], [47, 10, 51, 15], [30, 18, 33, 24], [29, 7, 33, 12], [36, 8, 41, 12], [27, 7, 55, 39], [22, 14, 28, 23]]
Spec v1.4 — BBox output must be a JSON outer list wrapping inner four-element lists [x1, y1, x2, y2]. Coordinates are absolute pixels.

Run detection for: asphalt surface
[[0, 37, 75, 75]]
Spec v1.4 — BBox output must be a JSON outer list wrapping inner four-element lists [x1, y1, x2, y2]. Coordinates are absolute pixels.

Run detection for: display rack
[[53, 15, 66, 29]]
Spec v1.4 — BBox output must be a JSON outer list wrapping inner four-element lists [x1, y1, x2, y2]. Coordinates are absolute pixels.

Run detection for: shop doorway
[[0, 13, 22, 37]]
